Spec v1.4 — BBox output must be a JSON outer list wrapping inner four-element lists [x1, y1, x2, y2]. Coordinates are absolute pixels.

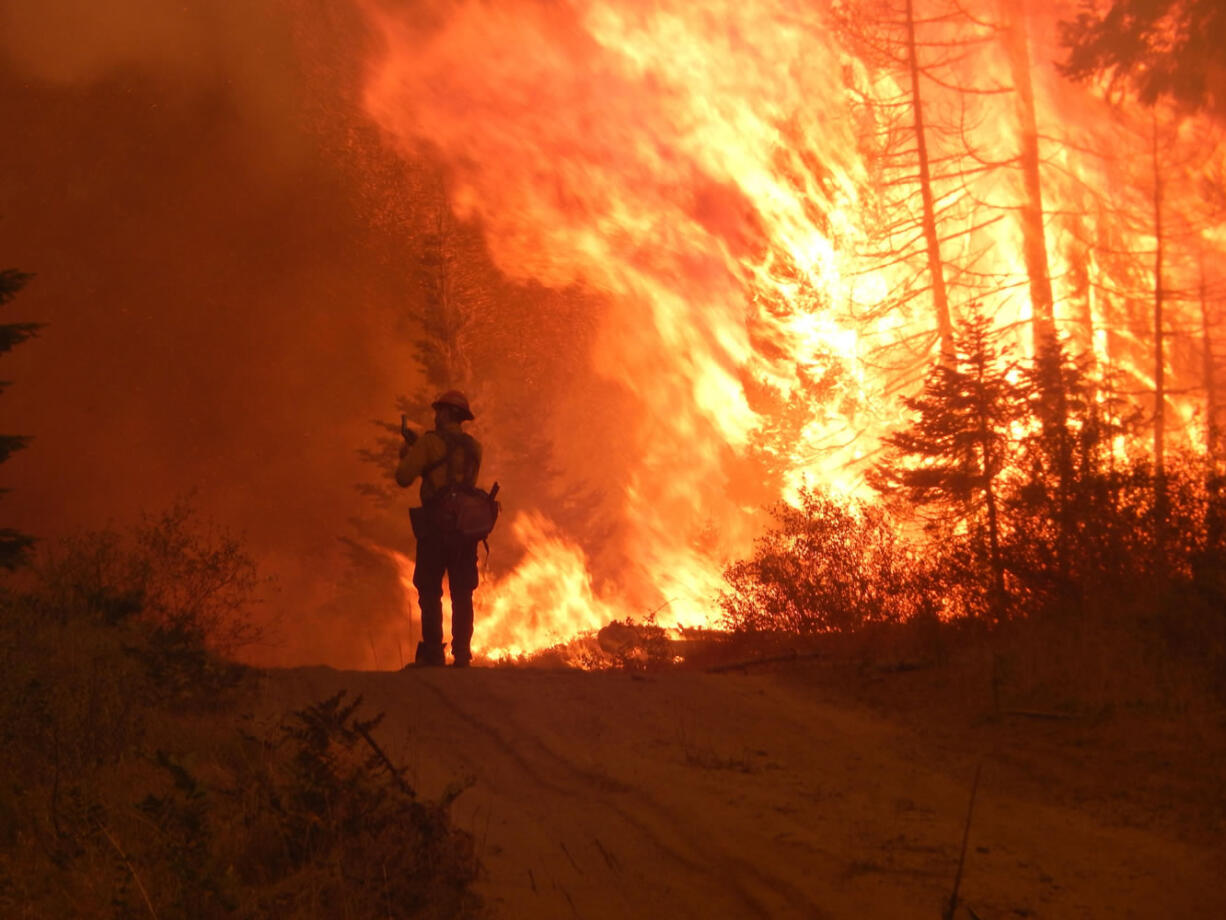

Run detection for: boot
[[413, 641, 447, 667]]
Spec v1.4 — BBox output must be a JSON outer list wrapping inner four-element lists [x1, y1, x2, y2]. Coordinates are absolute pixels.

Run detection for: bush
[[32, 501, 264, 656], [0, 507, 481, 918], [719, 488, 930, 634], [101, 693, 480, 919], [1, 502, 265, 802], [228, 692, 478, 917]]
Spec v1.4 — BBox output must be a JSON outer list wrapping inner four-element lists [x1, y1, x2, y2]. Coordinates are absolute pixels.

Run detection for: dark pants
[[413, 526, 479, 660]]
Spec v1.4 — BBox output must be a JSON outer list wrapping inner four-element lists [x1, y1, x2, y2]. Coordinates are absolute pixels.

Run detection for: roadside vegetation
[[719, 314, 1226, 714], [0, 505, 480, 919]]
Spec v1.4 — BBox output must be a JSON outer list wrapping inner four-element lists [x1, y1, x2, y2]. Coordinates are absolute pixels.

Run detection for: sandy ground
[[261, 663, 1225, 919]]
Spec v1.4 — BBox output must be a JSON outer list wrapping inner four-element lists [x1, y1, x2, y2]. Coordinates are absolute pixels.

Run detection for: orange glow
[[477, 512, 630, 658], [359, 0, 1226, 658]]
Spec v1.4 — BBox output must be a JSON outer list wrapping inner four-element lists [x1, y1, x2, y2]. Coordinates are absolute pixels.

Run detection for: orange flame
[[360, 0, 1226, 658], [477, 512, 630, 658]]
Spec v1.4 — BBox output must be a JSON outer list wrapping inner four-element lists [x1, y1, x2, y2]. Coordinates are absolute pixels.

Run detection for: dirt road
[[266, 665, 1224, 918]]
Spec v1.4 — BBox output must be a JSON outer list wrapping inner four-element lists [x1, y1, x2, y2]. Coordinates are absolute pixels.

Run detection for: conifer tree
[[1059, 0, 1226, 112], [873, 308, 1023, 615], [1010, 339, 1136, 597], [0, 268, 42, 569]]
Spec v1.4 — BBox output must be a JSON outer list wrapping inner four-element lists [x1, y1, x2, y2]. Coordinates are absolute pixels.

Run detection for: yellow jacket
[[395, 421, 483, 504]]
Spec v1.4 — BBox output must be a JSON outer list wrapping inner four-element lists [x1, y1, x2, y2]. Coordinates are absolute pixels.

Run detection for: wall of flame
[[356, 0, 1226, 659]]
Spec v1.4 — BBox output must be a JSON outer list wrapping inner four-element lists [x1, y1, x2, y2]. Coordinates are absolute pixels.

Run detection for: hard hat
[[432, 390, 474, 421]]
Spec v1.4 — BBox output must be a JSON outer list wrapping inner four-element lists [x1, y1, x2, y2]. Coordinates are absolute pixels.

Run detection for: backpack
[[420, 429, 501, 543], [436, 481, 501, 543]]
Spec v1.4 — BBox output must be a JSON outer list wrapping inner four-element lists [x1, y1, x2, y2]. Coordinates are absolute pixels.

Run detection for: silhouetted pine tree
[[1060, 0, 1226, 111], [873, 308, 1023, 616], [356, 170, 487, 507], [1008, 339, 1138, 603], [0, 268, 42, 569]]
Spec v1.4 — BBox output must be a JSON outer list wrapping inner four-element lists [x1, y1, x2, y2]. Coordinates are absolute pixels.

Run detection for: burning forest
[[345, 0, 1226, 666], [4, 2, 1226, 917], [0, 0, 1222, 669]]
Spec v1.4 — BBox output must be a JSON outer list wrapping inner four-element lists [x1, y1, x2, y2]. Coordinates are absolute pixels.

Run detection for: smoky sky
[[0, 0, 442, 665]]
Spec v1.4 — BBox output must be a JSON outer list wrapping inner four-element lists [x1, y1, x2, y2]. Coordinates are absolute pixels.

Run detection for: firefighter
[[395, 390, 483, 667]]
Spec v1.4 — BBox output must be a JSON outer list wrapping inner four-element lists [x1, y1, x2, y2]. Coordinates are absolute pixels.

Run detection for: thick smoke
[[0, 0, 442, 666]]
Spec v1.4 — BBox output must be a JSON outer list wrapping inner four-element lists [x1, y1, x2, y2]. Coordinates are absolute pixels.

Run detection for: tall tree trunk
[[417, 189, 473, 395], [1063, 218, 1100, 364], [999, 0, 1056, 357], [1199, 252, 1219, 465], [1198, 250, 1225, 554], [973, 355, 1006, 618], [904, 0, 954, 364], [983, 474, 1005, 616], [1049, 356, 1074, 586], [1150, 113, 1168, 557], [979, 421, 1006, 618]]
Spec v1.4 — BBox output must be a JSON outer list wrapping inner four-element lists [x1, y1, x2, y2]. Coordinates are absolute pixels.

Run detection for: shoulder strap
[[429, 429, 479, 487], [420, 432, 450, 479]]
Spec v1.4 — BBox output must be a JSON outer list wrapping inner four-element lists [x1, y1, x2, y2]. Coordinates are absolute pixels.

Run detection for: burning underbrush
[[460, 316, 1226, 713]]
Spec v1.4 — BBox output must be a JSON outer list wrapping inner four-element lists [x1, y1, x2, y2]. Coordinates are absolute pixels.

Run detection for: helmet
[[431, 390, 474, 421]]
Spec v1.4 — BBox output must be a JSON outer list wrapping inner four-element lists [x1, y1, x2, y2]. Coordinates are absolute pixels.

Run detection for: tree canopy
[[1060, 0, 1226, 110]]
